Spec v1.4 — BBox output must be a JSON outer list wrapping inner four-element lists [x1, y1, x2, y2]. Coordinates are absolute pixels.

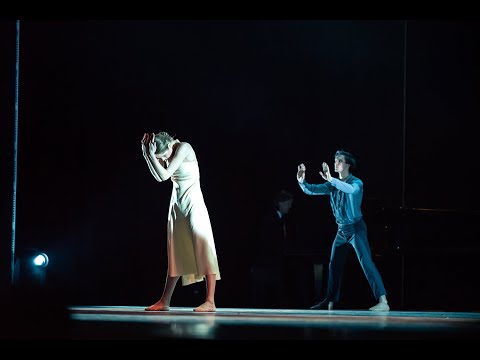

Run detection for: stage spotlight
[[33, 252, 49, 268], [14, 248, 50, 288]]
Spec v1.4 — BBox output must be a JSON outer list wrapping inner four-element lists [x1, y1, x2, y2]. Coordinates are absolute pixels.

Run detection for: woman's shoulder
[[178, 141, 194, 152], [178, 142, 197, 161], [178, 141, 192, 147]]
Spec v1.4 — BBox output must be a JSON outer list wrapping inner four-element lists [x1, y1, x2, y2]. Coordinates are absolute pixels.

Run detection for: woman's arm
[[147, 142, 191, 182], [141, 133, 163, 182], [143, 150, 163, 182]]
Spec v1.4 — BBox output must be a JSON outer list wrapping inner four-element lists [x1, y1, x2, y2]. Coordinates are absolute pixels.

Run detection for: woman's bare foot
[[193, 301, 216, 312], [145, 302, 170, 311]]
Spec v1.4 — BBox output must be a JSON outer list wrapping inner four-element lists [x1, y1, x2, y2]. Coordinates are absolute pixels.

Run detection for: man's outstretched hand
[[319, 162, 332, 182], [297, 163, 306, 183]]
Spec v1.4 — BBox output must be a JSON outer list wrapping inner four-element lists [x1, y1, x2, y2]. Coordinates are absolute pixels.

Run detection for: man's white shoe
[[369, 302, 390, 311]]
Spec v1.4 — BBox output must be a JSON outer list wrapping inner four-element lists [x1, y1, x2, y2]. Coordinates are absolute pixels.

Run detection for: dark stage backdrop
[[1, 20, 479, 309]]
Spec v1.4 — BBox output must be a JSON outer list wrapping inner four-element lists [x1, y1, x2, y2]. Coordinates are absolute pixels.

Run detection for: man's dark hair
[[273, 189, 294, 207], [335, 150, 356, 172]]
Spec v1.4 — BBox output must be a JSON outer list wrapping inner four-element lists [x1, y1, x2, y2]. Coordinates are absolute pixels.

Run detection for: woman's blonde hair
[[153, 131, 175, 155]]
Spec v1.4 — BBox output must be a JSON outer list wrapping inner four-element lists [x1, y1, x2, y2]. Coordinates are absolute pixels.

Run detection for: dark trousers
[[325, 218, 386, 303]]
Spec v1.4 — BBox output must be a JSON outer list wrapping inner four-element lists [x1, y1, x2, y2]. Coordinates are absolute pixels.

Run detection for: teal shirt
[[298, 175, 363, 225]]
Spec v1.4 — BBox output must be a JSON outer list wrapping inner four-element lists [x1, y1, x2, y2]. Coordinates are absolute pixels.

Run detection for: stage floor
[[67, 306, 480, 341]]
